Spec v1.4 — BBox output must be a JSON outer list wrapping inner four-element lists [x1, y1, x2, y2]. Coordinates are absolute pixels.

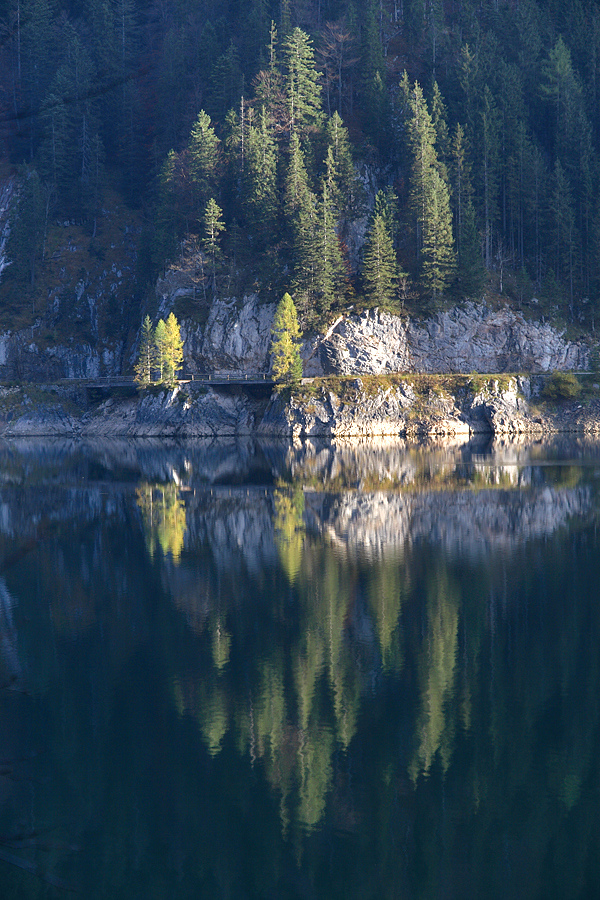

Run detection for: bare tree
[[317, 22, 358, 117]]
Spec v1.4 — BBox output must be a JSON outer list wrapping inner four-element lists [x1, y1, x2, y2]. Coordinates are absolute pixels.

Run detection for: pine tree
[[314, 171, 346, 317], [402, 75, 455, 295], [134, 315, 155, 386], [10, 167, 44, 287], [481, 85, 501, 269], [244, 106, 278, 247], [284, 133, 318, 319], [154, 319, 168, 383], [450, 124, 483, 295], [431, 81, 450, 180], [188, 110, 220, 217], [362, 213, 398, 308], [202, 198, 226, 290], [422, 168, 456, 300], [282, 27, 323, 133], [270, 292, 303, 385], [326, 112, 358, 216], [550, 159, 577, 314], [402, 75, 437, 255]]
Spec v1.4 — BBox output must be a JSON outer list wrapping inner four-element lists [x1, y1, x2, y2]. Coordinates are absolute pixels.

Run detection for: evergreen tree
[[431, 81, 450, 180], [284, 132, 319, 319], [550, 159, 577, 313], [270, 292, 303, 384], [10, 167, 44, 288], [456, 200, 484, 297], [481, 85, 501, 269], [284, 131, 312, 214], [202, 197, 226, 290], [134, 315, 155, 386], [402, 75, 437, 256], [154, 150, 184, 269], [314, 170, 346, 317], [282, 27, 323, 133], [451, 124, 483, 294], [326, 112, 358, 216], [244, 106, 278, 247], [362, 213, 398, 308], [422, 168, 456, 300], [154, 319, 168, 382], [188, 110, 221, 218], [402, 75, 455, 294]]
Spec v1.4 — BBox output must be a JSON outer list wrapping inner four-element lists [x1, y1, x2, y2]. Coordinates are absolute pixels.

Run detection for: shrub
[[542, 371, 581, 401]]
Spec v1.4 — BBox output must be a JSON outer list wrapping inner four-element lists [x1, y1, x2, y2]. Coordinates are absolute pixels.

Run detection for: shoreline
[[0, 374, 598, 439]]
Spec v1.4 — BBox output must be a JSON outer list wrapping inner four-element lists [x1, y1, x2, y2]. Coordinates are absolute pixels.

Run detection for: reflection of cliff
[[305, 485, 592, 558]]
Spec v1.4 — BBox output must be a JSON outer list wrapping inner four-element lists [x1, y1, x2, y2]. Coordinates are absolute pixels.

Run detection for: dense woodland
[[2, 0, 600, 331]]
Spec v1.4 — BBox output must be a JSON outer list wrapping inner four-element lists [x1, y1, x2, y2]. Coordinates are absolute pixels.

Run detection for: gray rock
[[318, 302, 589, 375]]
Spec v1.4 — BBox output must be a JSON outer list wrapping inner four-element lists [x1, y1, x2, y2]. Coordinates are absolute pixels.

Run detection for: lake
[[0, 436, 598, 898]]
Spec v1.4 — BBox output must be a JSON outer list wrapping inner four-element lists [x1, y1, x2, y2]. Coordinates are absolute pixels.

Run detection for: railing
[[50, 372, 274, 386]]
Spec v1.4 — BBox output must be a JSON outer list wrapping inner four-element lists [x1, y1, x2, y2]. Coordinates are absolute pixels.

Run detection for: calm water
[[0, 436, 599, 898]]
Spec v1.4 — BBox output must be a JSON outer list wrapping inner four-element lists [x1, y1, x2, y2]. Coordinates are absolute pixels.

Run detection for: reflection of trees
[[366, 559, 407, 672], [409, 567, 459, 780], [136, 482, 187, 562], [4, 454, 600, 897], [273, 487, 305, 583]]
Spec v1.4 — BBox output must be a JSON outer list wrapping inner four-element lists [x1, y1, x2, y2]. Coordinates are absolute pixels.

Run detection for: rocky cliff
[[309, 302, 589, 375], [166, 294, 590, 379]]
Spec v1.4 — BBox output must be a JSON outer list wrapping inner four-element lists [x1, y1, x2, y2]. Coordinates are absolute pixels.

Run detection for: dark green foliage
[[362, 214, 398, 309], [243, 106, 278, 248], [134, 315, 155, 386], [8, 167, 45, 287], [542, 371, 581, 400], [282, 27, 322, 133], [3, 0, 600, 328], [188, 111, 221, 217]]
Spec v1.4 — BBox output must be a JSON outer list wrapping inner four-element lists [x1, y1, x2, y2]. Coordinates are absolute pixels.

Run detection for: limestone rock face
[[317, 302, 588, 375], [80, 385, 264, 437], [463, 377, 544, 435], [157, 293, 276, 375], [259, 380, 472, 439], [199, 295, 276, 373], [0, 331, 122, 381]]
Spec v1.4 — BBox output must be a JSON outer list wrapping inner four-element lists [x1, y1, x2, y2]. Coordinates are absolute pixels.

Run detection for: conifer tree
[[202, 198, 226, 290], [282, 28, 322, 133], [270, 292, 303, 384], [188, 110, 220, 217], [134, 315, 155, 386], [10, 167, 45, 287], [402, 75, 437, 255], [326, 112, 357, 216], [402, 75, 455, 295], [314, 172, 346, 317], [285, 133, 318, 319], [154, 319, 168, 382], [362, 213, 399, 308], [244, 106, 278, 247], [422, 168, 456, 300], [164, 312, 184, 387]]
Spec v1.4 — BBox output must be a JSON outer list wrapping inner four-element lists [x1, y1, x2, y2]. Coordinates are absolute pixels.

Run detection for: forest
[[1, 0, 600, 332]]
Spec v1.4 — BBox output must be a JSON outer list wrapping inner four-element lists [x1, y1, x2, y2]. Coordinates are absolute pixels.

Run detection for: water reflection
[[0, 437, 598, 896]]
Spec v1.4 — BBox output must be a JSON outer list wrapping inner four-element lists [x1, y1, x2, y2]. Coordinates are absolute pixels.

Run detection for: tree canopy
[[3, 0, 600, 329]]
